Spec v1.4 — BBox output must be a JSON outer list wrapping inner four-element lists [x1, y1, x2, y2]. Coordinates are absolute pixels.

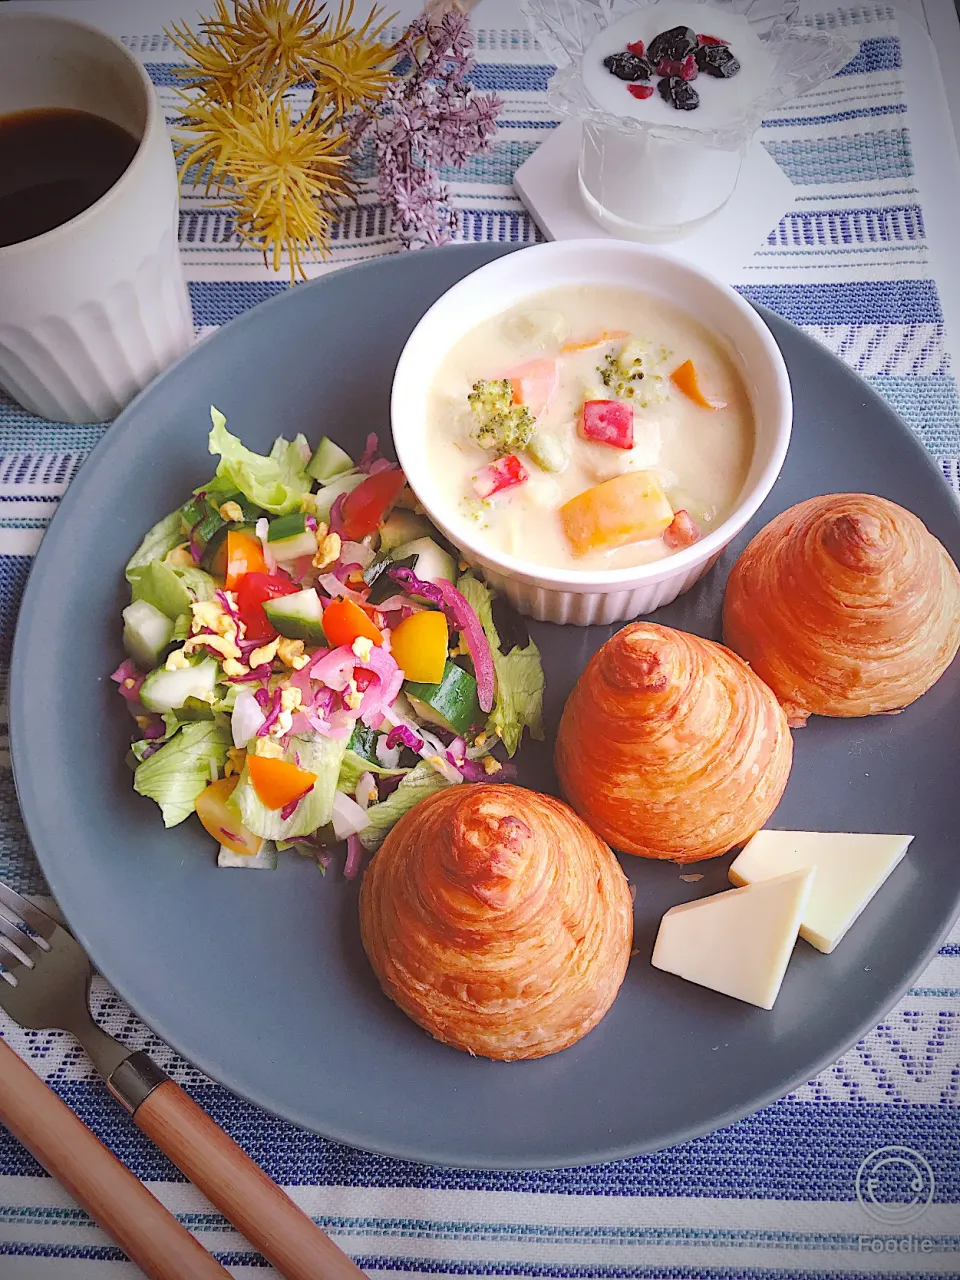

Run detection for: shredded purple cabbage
[[280, 787, 312, 821], [257, 687, 283, 735], [215, 589, 239, 621], [378, 773, 405, 799], [386, 723, 423, 752], [143, 715, 167, 740], [344, 834, 364, 879], [331, 560, 363, 583], [226, 662, 272, 685]]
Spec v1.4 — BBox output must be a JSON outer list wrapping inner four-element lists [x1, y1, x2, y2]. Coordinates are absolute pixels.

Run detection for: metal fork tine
[[0, 913, 38, 966], [0, 881, 56, 942]]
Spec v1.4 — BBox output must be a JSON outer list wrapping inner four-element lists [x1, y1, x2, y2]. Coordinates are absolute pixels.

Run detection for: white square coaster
[[513, 119, 795, 282]]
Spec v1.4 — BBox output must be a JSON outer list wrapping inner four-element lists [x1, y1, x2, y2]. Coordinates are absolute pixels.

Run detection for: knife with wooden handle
[[0, 1037, 230, 1280]]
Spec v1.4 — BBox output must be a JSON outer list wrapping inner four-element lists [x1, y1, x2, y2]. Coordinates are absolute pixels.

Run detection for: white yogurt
[[577, 2, 773, 237]]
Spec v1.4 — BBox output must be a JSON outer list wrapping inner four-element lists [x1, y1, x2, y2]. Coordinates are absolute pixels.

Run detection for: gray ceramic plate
[[11, 245, 960, 1168]]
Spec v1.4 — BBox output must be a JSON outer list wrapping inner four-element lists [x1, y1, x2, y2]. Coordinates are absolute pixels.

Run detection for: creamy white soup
[[426, 285, 754, 571]]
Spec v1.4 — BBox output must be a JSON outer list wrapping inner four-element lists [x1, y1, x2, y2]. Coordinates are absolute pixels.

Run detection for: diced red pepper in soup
[[663, 509, 701, 550], [473, 454, 529, 499], [581, 399, 634, 450]]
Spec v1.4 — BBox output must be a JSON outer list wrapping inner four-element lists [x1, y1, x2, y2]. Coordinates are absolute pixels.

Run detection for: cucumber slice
[[262, 588, 326, 643], [307, 436, 355, 484], [123, 600, 175, 669], [266, 513, 316, 561], [128, 559, 193, 621], [379, 510, 433, 554], [140, 658, 219, 713], [405, 660, 483, 736], [391, 537, 456, 585], [312, 471, 364, 523]]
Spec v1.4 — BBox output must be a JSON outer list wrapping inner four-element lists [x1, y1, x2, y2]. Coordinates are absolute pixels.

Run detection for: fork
[[0, 880, 366, 1280]]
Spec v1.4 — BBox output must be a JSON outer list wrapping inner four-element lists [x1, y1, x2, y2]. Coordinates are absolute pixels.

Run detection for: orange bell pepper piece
[[195, 775, 263, 856], [224, 530, 267, 589], [670, 359, 727, 410], [322, 597, 383, 649], [246, 754, 318, 811]]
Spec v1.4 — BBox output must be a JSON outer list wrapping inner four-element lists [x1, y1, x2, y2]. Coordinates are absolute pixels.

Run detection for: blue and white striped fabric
[[1, 6, 959, 1276]]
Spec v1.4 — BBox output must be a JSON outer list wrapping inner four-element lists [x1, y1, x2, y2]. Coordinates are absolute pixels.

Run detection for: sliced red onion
[[386, 723, 422, 753], [304, 514, 318, 532], [460, 757, 518, 782], [256, 687, 283, 736], [339, 540, 375, 569], [332, 789, 370, 839], [318, 572, 367, 603], [308, 645, 357, 690], [329, 493, 347, 539], [358, 432, 380, 472], [355, 772, 377, 810], [368, 458, 393, 476], [388, 569, 495, 713], [330, 560, 364, 584], [111, 658, 139, 684], [254, 685, 271, 708], [343, 834, 364, 879], [112, 661, 145, 704], [232, 688, 266, 747], [139, 742, 162, 760], [255, 517, 277, 573]]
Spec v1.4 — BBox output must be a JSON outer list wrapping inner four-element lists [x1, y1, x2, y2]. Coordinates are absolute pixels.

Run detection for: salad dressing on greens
[[427, 284, 755, 570], [113, 410, 545, 874]]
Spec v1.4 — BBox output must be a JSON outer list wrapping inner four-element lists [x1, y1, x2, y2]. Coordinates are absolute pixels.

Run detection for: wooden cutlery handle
[[134, 1079, 366, 1279], [0, 1038, 229, 1280]]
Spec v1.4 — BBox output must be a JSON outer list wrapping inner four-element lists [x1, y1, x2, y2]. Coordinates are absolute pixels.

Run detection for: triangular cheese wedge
[[729, 831, 913, 955], [651, 870, 814, 1009]]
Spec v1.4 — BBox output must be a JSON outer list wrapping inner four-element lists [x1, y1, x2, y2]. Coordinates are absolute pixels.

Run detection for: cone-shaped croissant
[[359, 784, 633, 1061], [723, 494, 960, 726], [555, 623, 793, 862]]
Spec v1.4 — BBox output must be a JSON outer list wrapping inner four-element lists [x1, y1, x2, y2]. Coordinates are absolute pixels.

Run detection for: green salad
[[112, 409, 545, 874]]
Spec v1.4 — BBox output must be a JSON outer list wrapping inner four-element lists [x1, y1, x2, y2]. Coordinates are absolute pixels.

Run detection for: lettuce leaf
[[125, 510, 183, 581], [133, 720, 232, 827], [229, 733, 348, 839], [129, 559, 193, 620], [456, 574, 545, 756], [168, 562, 218, 602], [337, 748, 407, 795], [358, 761, 455, 852], [205, 407, 311, 515]]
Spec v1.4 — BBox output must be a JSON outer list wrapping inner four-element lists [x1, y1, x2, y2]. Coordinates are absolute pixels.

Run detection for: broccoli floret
[[597, 339, 668, 406], [467, 379, 536, 455]]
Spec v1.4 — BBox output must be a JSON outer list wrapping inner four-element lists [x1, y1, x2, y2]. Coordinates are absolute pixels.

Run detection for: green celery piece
[[133, 721, 232, 828], [229, 733, 348, 839]]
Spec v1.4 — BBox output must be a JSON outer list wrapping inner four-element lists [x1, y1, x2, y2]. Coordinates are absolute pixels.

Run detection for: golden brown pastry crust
[[723, 494, 960, 725], [358, 784, 633, 1061], [555, 622, 793, 862]]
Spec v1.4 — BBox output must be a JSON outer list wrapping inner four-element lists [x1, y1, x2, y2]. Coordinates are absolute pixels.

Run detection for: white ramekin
[[391, 240, 792, 625]]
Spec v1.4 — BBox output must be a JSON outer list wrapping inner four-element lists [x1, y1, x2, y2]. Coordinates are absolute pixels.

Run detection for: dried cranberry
[[658, 75, 699, 110], [696, 33, 730, 45], [695, 44, 741, 77], [647, 25, 697, 65], [626, 39, 646, 57], [628, 83, 655, 99], [680, 53, 698, 80], [656, 58, 683, 77], [603, 50, 652, 81]]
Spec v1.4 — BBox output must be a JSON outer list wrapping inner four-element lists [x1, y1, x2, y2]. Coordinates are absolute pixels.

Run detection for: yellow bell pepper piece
[[389, 609, 449, 684], [560, 471, 674, 556]]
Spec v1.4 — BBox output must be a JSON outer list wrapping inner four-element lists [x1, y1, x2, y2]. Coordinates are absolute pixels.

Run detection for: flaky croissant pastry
[[555, 623, 793, 863], [358, 784, 633, 1061], [723, 494, 960, 726]]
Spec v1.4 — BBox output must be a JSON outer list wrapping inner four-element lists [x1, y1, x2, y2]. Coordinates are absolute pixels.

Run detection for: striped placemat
[[1, 5, 958, 1276]]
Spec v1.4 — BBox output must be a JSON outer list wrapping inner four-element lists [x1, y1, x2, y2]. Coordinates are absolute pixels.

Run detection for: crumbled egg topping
[[252, 737, 284, 758], [249, 637, 280, 669], [277, 637, 309, 669], [224, 747, 246, 777], [351, 636, 373, 663], [483, 756, 502, 775], [219, 500, 244, 523], [313, 530, 341, 570], [165, 648, 191, 671], [270, 686, 303, 738], [182, 632, 241, 662], [166, 544, 194, 568]]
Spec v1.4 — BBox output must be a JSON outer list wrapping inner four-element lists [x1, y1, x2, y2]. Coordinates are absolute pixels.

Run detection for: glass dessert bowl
[[520, 0, 858, 240]]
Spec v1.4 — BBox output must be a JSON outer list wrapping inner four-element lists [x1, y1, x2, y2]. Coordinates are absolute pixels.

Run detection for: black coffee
[[0, 107, 139, 249]]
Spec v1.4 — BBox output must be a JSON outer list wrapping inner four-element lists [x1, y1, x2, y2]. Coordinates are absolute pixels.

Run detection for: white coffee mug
[[0, 13, 194, 424]]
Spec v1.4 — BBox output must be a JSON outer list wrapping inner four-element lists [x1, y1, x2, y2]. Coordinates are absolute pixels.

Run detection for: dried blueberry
[[658, 75, 699, 110], [603, 50, 652, 81], [646, 25, 697, 65], [695, 44, 741, 77]]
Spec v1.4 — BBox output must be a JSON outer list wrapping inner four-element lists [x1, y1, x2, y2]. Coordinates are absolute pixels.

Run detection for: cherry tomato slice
[[224, 530, 267, 590], [339, 468, 406, 540], [322, 597, 384, 649], [235, 571, 298, 641]]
